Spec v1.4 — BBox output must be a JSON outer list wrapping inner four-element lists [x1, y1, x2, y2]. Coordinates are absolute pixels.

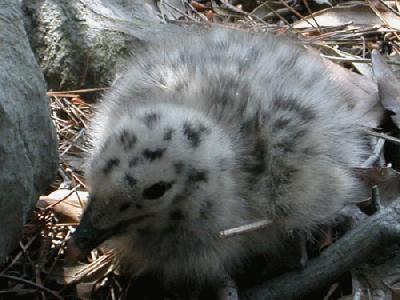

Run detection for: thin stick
[[0, 274, 63, 300], [361, 138, 385, 167], [321, 55, 400, 65], [0, 234, 39, 274], [219, 219, 273, 239], [43, 185, 81, 209], [302, 0, 321, 32], [47, 87, 108, 95], [363, 128, 400, 145]]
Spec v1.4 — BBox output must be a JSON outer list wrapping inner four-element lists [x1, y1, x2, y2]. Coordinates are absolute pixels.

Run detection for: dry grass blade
[[63, 252, 116, 285], [219, 219, 273, 239], [47, 87, 108, 95], [363, 128, 400, 145]]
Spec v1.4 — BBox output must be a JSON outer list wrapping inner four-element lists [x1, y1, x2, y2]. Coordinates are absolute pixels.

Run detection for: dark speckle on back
[[183, 122, 210, 148], [142, 112, 160, 129], [163, 128, 174, 141], [125, 173, 137, 186], [188, 170, 208, 183], [143, 148, 166, 161], [102, 158, 120, 175], [119, 130, 137, 151]]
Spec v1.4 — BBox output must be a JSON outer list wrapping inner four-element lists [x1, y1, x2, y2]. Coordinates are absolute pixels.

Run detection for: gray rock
[[0, 1, 58, 263], [22, 0, 169, 90]]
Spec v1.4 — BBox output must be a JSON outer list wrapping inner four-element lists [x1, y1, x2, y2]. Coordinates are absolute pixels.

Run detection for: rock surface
[[0, 1, 58, 263], [23, 0, 168, 90]]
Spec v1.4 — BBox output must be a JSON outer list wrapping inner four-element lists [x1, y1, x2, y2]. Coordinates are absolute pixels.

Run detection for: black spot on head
[[174, 162, 184, 174], [188, 170, 208, 183], [125, 174, 137, 186], [163, 128, 174, 141], [143, 148, 166, 161], [143, 181, 174, 200], [183, 122, 210, 148], [119, 130, 137, 151], [129, 157, 139, 167], [169, 209, 185, 221], [102, 158, 120, 174], [119, 202, 131, 211], [142, 112, 160, 129]]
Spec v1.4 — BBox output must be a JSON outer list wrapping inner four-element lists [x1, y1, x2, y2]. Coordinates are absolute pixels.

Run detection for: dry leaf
[[37, 189, 88, 223], [294, 3, 400, 30], [157, 0, 187, 20]]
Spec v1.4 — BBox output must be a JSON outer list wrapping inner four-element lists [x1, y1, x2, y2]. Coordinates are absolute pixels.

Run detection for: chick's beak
[[65, 214, 114, 264]]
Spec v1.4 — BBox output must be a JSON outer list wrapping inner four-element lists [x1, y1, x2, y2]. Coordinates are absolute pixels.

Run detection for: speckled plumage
[[69, 29, 368, 295]]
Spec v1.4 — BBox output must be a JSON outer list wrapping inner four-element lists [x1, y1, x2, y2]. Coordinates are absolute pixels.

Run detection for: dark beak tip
[[65, 237, 88, 264]]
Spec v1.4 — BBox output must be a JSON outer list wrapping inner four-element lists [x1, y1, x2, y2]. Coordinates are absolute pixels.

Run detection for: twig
[[277, 0, 318, 31], [249, 0, 296, 31], [66, 252, 116, 284], [371, 186, 382, 213], [185, 1, 210, 22], [302, 0, 321, 32], [361, 138, 385, 167], [44, 185, 81, 209], [65, 168, 88, 189], [0, 234, 39, 274], [363, 128, 400, 145], [219, 219, 273, 239], [60, 129, 86, 157], [0, 274, 63, 300], [47, 87, 108, 95], [321, 55, 400, 65], [163, 1, 197, 21]]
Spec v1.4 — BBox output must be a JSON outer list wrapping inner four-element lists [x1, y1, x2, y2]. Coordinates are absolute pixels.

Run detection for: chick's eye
[[143, 181, 173, 200]]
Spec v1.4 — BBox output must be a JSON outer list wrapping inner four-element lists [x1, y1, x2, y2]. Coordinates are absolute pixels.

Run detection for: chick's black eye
[[143, 181, 173, 200]]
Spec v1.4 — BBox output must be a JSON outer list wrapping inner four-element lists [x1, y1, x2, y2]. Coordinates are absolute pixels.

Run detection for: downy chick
[[67, 28, 368, 297]]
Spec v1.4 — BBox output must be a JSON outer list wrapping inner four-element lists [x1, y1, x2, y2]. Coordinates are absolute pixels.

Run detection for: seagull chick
[[66, 29, 368, 298]]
